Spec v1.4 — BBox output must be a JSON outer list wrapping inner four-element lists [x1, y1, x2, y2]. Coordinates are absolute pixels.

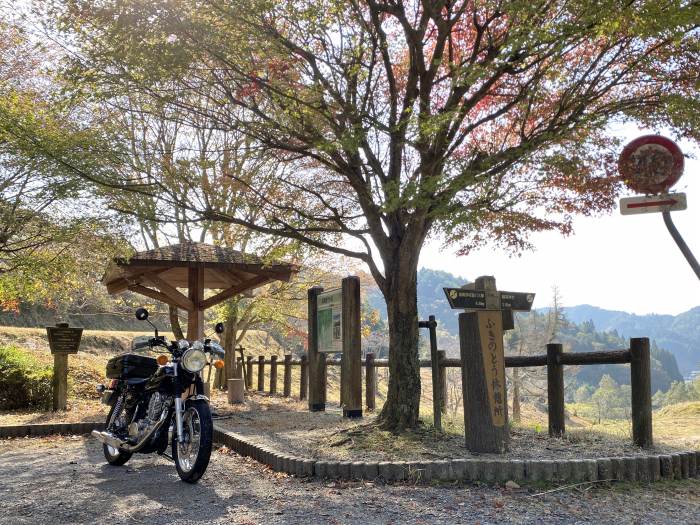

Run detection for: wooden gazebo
[[103, 241, 297, 340]]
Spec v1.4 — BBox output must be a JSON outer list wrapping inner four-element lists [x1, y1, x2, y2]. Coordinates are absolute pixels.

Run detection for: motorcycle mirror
[[214, 322, 225, 334], [135, 307, 149, 321]]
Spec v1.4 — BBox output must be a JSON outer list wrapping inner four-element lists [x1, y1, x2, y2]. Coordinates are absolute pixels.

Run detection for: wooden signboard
[[317, 288, 343, 353], [47, 323, 83, 354], [46, 323, 82, 411]]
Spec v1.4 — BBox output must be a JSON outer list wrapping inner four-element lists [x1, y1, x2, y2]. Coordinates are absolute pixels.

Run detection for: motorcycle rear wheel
[[172, 399, 213, 483], [103, 402, 132, 466]]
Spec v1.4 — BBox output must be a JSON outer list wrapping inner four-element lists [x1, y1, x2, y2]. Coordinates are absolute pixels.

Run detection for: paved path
[[0, 436, 698, 524]]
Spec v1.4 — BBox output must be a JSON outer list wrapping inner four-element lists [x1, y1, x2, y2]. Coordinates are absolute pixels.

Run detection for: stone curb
[[0, 422, 105, 438], [212, 426, 700, 485]]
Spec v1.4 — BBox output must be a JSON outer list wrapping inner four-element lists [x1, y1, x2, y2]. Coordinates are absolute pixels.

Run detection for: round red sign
[[618, 135, 684, 194]]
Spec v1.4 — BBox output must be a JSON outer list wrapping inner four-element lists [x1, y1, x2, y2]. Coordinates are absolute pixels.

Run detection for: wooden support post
[[437, 350, 447, 414], [320, 353, 327, 404], [52, 353, 69, 411], [630, 337, 653, 448], [342, 276, 362, 418], [186, 264, 205, 341], [283, 354, 292, 397], [423, 316, 442, 431], [257, 355, 265, 392], [300, 354, 308, 401], [307, 286, 325, 411], [245, 356, 253, 390], [365, 352, 376, 411], [235, 357, 243, 379], [269, 355, 278, 395], [547, 343, 565, 437], [459, 311, 508, 453]]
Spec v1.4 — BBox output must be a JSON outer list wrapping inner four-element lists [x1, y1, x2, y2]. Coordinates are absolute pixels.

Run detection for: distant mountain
[[563, 305, 700, 378], [365, 268, 696, 385]]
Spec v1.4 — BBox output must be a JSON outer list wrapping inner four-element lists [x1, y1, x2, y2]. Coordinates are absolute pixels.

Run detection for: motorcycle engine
[[128, 393, 172, 443]]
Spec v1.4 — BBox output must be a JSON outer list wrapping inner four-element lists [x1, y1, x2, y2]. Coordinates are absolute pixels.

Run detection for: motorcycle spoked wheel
[[103, 400, 133, 466], [172, 399, 213, 483]]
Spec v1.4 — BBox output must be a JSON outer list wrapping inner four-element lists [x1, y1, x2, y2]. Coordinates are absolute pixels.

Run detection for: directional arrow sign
[[443, 288, 487, 309], [619, 192, 687, 216], [499, 291, 536, 311], [443, 288, 535, 311]]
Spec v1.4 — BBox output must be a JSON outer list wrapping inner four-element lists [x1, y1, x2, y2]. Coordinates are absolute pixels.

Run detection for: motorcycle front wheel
[[172, 399, 213, 483]]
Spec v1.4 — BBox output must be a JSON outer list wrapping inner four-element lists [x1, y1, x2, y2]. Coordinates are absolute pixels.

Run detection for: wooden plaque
[[46, 324, 83, 354]]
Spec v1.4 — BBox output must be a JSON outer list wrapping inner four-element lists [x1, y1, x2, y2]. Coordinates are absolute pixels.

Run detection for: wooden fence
[[232, 336, 652, 447]]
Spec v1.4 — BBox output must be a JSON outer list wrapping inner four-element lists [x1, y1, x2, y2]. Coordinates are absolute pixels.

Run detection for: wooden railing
[[234, 336, 651, 447]]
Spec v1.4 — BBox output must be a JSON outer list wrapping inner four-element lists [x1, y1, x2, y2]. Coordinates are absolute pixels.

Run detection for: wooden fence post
[[283, 354, 292, 397], [630, 337, 653, 448], [547, 343, 565, 437], [235, 357, 243, 379], [300, 354, 308, 400], [365, 352, 376, 411], [269, 355, 278, 395], [246, 356, 253, 390], [307, 286, 326, 411], [437, 350, 447, 414], [257, 355, 265, 392]]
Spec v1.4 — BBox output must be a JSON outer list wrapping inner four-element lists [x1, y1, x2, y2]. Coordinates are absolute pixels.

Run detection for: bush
[[0, 345, 53, 410]]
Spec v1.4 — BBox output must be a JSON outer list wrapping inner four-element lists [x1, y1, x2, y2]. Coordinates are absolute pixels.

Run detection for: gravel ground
[[1, 436, 698, 525]]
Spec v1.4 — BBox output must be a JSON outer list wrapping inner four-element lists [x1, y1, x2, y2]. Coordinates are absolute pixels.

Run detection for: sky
[[420, 127, 700, 316]]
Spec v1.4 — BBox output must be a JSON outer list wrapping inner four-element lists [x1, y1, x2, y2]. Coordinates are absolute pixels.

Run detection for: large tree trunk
[[377, 257, 421, 431]]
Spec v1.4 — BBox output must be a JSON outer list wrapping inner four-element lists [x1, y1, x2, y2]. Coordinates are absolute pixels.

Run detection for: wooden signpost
[[46, 322, 83, 411], [445, 276, 535, 453]]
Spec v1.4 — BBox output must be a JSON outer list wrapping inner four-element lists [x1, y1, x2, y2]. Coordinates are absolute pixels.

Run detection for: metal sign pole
[[662, 210, 700, 280]]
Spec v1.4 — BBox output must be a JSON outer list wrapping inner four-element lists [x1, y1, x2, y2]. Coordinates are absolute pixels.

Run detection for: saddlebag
[[106, 353, 159, 380]]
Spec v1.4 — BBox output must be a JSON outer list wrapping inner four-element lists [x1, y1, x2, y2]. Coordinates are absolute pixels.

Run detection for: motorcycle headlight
[[181, 347, 207, 373]]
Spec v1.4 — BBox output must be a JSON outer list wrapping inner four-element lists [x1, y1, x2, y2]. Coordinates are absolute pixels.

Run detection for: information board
[[317, 288, 342, 353], [46, 323, 83, 355]]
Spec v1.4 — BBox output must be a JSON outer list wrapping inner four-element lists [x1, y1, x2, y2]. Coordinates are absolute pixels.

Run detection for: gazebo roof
[[103, 241, 297, 312]]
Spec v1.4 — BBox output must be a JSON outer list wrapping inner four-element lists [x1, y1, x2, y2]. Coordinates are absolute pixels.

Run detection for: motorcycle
[[92, 307, 225, 483]]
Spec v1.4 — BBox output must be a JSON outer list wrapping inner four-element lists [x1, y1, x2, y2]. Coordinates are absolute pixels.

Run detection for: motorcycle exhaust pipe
[[91, 410, 169, 453]]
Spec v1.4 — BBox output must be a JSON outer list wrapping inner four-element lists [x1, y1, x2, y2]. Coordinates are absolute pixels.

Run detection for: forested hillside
[[366, 268, 687, 393], [562, 305, 700, 378]]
